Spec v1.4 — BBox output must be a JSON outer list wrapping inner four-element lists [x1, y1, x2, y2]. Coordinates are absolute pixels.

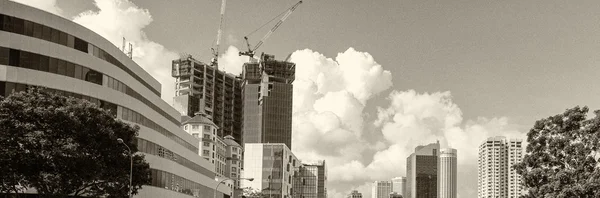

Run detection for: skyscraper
[[391, 177, 406, 197], [172, 55, 243, 144], [477, 136, 524, 198], [242, 53, 295, 148], [372, 181, 393, 198], [293, 161, 328, 198], [406, 142, 440, 198], [438, 148, 457, 198], [347, 190, 363, 198]]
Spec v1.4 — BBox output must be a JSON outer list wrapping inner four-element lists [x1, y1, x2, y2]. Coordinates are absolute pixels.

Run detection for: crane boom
[[240, 0, 303, 58], [211, 0, 227, 67]]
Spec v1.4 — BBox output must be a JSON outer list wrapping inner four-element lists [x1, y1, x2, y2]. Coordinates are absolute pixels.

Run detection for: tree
[[242, 187, 265, 198], [0, 88, 151, 197], [513, 106, 600, 198]]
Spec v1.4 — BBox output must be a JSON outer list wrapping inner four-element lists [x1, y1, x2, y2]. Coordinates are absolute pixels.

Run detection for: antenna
[[122, 37, 126, 52], [127, 43, 133, 59]]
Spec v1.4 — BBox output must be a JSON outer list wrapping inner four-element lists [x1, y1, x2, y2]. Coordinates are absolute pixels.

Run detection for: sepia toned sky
[[12, 0, 600, 197]]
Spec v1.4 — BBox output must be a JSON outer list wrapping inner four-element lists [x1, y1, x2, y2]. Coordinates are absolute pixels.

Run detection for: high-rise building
[[406, 142, 440, 198], [347, 190, 363, 198], [241, 53, 295, 149], [438, 148, 457, 198], [372, 181, 393, 198], [172, 55, 243, 144], [293, 161, 327, 198], [242, 143, 300, 198], [391, 177, 406, 197], [0, 1, 229, 197], [477, 137, 523, 198], [181, 113, 244, 197]]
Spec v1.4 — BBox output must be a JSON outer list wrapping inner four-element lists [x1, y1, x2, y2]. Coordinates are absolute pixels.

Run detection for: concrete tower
[[438, 148, 457, 198], [391, 177, 406, 197], [477, 136, 524, 198]]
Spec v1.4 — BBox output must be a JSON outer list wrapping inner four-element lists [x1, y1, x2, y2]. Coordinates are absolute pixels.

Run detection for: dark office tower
[[171, 55, 243, 144], [406, 141, 440, 198], [242, 53, 295, 149]]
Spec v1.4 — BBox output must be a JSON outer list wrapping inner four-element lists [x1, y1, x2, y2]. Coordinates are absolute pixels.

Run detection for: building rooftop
[[223, 135, 241, 147], [181, 113, 218, 128]]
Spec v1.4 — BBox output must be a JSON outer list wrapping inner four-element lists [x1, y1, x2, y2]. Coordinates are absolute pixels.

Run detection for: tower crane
[[239, 0, 303, 58], [210, 0, 227, 68]]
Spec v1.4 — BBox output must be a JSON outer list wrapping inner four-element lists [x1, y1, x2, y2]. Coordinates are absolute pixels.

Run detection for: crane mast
[[211, 0, 227, 68], [239, 0, 303, 58]]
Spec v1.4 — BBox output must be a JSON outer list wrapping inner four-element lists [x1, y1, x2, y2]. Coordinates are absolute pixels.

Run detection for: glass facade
[[415, 156, 437, 198], [149, 169, 227, 198], [137, 138, 215, 178], [242, 54, 295, 149]]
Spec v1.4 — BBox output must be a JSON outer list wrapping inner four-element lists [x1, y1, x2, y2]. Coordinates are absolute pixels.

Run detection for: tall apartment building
[[372, 181, 393, 198], [172, 56, 243, 144], [477, 137, 523, 198], [242, 143, 300, 198], [181, 113, 244, 197], [347, 190, 363, 198], [293, 161, 327, 198], [438, 148, 457, 198], [391, 177, 406, 197], [241, 53, 295, 149], [0, 1, 229, 197], [406, 142, 440, 198]]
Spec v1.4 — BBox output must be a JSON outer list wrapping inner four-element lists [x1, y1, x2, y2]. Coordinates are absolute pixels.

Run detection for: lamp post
[[117, 138, 133, 198], [214, 177, 254, 198]]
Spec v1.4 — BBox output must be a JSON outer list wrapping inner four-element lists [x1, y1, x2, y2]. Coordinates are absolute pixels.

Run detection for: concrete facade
[[391, 177, 406, 197], [477, 137, 523, 198], [438, 149, 457, 198], [0, 1, 229, 197]]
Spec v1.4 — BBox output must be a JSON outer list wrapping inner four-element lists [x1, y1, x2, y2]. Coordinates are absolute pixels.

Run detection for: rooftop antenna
[[127, 43, 133, 59], [122, 37, 126, 52]]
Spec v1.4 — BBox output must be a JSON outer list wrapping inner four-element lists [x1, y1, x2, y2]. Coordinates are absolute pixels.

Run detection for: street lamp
[[214, 177, 254, 198], [117, 138, 133, 198]]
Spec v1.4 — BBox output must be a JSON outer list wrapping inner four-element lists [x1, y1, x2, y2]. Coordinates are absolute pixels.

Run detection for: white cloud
[[10, 0, 62, 16], [217, 46, 248, 75], [291, 49, 526, 198]]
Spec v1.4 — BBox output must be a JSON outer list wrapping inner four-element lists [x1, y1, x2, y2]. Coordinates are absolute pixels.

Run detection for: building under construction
[[242, 53, 295, 149], [171, 55, 243, 144]]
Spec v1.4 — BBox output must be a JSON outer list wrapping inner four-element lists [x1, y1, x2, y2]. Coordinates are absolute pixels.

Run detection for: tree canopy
[[0, 88, 151, 197], [514, 106, 600, 197]]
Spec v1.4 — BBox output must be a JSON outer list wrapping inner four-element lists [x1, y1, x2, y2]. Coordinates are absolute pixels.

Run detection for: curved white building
[[438, 148, 457, 198], [0, 1, 229, 197]]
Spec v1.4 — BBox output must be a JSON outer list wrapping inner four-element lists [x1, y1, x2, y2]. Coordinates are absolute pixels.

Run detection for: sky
[[11, 0, 600, 197]]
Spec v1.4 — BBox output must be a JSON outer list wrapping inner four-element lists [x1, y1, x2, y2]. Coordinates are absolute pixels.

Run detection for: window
[[203, 134, 210, 139], [66, 62, 75, 77], [9, 49, 20, 66], [231, 167, 237, 172], [49, 57, 57, 73], [202, 150, 210, 156], [42, 26, 51, 41], [74, 37, 88, 53], [184, 125, 188, 130], [59, 32, 67, 46], [0, 47, 9, 65], [39, 56, 49, 72], [32, 22, 42, 38], [192, 125, 199, 130], [23, 20, 32, 36], [50, 28, 59, 43], [67, 35, 75, 48], [74, 64, 82, 79], [203, 125, 210, 131], [203, 142, 209, 147], [57, 59, 66, 75]]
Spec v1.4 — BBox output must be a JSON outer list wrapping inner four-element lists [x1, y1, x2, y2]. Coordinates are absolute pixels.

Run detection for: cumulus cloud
[[71, 0, 179, 103], [217, 46, 248, 75], [290, 49, 527, 198], [10, 0, 62, 16]]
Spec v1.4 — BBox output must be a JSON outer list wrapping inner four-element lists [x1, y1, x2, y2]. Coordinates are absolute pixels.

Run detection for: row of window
[[0, 47, 102, 85], [150, 169, 224, 198], [0, 13, 161, 96], [137, 138, 214, 178], [121, 107, 198, 153], [0, 46, 192, 152]]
